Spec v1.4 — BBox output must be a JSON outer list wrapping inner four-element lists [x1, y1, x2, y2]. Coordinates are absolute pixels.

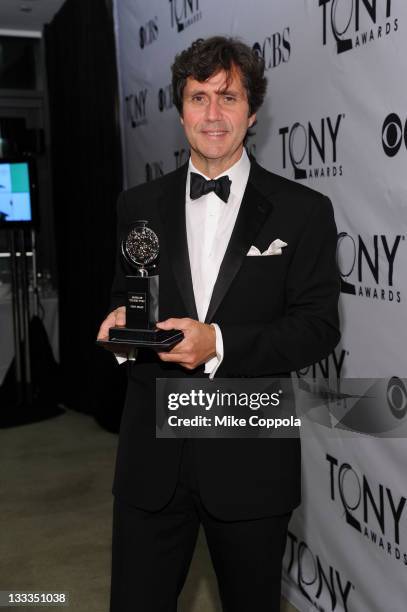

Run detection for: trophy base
[[97, 326, 184, 353]]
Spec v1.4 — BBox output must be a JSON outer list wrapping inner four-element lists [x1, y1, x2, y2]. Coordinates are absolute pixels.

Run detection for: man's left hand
[[156, 318, 216, 370]]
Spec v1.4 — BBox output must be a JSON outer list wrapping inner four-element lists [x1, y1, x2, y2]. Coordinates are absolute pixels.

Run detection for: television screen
[[0, 159, 37, 226]]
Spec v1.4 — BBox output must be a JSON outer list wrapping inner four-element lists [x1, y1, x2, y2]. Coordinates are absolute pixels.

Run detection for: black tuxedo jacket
[[109, 158, 340, 520]]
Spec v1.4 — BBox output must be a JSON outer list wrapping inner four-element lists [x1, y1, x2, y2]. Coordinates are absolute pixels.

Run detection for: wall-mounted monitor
[[0, 157, 38, 228]]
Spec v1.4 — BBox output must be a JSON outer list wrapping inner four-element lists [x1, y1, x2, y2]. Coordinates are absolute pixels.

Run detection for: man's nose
[[205, 96, 222, 121]]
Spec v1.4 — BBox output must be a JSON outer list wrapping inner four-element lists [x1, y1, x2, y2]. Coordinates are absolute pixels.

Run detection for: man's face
[[180, 66, 256, 170]]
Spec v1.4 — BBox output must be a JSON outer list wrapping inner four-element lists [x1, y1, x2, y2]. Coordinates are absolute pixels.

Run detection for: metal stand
[[0, 227, 63, 427], [7, 228, 33, 408], [31, 228, 40, 317]]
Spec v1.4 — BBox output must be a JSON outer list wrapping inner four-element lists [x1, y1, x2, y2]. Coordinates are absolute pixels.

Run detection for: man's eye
[[192, 95, 205, 103], [223, 95, 236, 103]]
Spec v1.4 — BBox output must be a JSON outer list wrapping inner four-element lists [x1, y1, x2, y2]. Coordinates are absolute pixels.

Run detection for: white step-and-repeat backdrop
[[113, 1, 407, 610]]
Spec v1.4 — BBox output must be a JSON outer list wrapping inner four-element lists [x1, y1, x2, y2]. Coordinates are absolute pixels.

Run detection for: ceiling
[[0, 0, 67, 35]]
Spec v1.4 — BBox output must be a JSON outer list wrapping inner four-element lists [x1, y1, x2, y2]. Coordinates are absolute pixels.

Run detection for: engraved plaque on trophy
[[98, 220, 183, 352]]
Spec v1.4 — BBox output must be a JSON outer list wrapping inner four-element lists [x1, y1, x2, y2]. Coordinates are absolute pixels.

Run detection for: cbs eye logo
[[382, 113, 407, 157], [387, 377, 407, 420]]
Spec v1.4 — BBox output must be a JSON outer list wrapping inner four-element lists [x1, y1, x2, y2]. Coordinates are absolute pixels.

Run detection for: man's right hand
[[97, 306, 126, 340]]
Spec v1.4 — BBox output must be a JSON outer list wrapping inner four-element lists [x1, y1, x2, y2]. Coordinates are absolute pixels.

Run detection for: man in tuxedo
[[98, 36, 340, 612]]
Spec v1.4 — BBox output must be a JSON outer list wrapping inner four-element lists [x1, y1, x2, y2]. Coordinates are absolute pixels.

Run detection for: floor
[[0, 409, 299, 612]]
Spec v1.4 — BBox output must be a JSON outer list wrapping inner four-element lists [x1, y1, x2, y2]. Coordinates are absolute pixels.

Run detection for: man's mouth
[[202, 130, 228, 137]]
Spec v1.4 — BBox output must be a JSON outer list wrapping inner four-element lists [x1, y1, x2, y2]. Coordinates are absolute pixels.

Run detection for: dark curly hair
[[171, 36, 267, 117]]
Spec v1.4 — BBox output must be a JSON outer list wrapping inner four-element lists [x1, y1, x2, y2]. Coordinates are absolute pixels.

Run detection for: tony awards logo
[[125, 89, 148, 128], [326, 452, 407, 565], [169, 0, 202, 32], [336, 231, 403, 302], [285, 530, 354, 611], [279, 114, 344, 180], [318, 0, 398, 54]]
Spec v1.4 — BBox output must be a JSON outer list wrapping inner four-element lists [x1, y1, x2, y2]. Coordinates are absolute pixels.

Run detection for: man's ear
[[248, 113, 256, 128], [180, 114, 184, 126]]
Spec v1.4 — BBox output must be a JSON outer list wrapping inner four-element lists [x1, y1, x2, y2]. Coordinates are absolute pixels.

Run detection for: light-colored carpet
[[0, 410, 298, 612]]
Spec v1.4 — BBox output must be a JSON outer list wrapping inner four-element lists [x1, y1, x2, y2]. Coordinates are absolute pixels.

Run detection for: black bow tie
[[190, 172, 231, 203]]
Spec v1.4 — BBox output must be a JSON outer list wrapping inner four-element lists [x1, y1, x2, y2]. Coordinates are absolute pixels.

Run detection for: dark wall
[[45, 0, 126, 425]]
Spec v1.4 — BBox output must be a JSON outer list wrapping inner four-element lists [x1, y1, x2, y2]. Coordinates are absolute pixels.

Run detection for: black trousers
[[110, 440, 291, 612]]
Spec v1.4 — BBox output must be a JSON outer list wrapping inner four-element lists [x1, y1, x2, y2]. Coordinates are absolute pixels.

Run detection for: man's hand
[[97, 306, 126, 340], [156, 318, 216, 370]]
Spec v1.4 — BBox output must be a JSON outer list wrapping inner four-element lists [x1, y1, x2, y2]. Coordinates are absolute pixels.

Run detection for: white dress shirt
[[186, 148, 251, 378]]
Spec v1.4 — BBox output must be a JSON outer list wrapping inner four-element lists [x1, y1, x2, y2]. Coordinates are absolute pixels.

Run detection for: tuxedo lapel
[[204, 164, 274, 324], [157, 164, 198, 320]]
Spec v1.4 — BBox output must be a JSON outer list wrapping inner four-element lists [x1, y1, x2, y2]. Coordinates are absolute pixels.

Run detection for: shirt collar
[[187, 148, 251, 202]]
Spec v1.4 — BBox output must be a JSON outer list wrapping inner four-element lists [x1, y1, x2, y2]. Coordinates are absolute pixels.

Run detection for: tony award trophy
[[98, 221, 183, 352]]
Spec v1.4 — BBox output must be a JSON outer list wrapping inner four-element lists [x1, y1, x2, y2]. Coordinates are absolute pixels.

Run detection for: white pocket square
[[247, 239, 287, 256]]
